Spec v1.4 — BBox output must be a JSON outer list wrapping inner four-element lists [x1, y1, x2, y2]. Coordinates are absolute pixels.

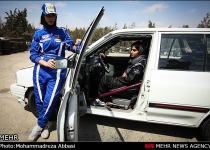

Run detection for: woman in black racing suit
[[92, 41, 147, 106]]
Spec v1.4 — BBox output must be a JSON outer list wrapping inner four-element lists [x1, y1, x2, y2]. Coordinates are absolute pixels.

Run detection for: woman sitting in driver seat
[[91, 41, 147, 106]]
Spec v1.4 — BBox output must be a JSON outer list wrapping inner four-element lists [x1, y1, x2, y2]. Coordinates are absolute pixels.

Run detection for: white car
[[10, 7, 210, 141]]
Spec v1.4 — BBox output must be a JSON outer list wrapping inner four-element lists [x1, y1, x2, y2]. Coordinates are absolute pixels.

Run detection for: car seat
[[88, 82, 142, 109]]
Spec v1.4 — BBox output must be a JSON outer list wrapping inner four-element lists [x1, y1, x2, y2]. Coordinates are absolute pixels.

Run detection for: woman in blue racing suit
[[28, 3, 81, 142]]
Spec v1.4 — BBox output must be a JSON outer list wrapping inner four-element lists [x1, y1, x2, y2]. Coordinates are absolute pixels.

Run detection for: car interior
[[158, 34, 207, 71], [78, 34, 152, 110]]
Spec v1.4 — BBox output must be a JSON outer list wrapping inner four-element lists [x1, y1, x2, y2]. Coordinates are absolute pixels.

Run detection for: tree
[[113, 22, 118, 30], [123, 23, 127, 29], [2, 8, 36, 41], [197, 12, 210, 28], [0, 16, 3, 36], [148, 20, 155, 28], [182, 25, 190, 28], [15, 8, 28, 37], [129, 22, 135, 29], [4, 8, 19, 37]]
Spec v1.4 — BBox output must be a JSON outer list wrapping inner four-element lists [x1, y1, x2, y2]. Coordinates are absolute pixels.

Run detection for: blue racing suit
[[30, 26, 76, 128]]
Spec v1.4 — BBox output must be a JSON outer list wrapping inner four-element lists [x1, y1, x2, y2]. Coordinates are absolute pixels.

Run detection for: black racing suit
[[98, 55, 147, 96]]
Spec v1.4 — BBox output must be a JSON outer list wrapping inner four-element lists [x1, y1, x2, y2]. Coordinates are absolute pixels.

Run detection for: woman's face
[[130, 46, 139, 58], [44, 13, 56, 25]]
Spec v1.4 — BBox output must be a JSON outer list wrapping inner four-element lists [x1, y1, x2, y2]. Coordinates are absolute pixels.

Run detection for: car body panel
[[16, 66, 34, 87], [10, 83, 28, 104], [10, 66, 34, 104]]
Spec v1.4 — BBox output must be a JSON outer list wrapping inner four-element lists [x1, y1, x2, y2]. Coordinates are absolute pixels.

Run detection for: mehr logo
[[0, 134, 19, 141]]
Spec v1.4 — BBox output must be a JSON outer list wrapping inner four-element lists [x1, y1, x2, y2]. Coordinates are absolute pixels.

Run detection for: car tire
[[199, 117, 210, 141], [28, 90, 38, 118], [28, 90, 60, 121]]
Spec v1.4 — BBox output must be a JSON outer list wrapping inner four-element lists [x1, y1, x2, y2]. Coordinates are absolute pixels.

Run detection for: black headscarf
[[40, 14, 57, 28], [128, 41, 146, 66]]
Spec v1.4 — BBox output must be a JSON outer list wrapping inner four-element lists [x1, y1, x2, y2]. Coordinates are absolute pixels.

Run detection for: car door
[[57, 7, 105, 142], [147, 32, 210, 126]]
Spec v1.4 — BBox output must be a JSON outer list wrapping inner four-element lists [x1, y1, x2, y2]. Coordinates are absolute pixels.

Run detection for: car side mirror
[[55, 59, 68, 69], [55, 58, 75, 69]]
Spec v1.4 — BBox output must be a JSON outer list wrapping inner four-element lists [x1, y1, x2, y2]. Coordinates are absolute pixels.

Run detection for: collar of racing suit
[[43, 26, 57, 33], [125, 55, 147, 75], [128, 55, 146, 67]]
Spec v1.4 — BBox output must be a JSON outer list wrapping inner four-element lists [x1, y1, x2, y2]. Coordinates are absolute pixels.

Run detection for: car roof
[[113, 28, 210, 32]]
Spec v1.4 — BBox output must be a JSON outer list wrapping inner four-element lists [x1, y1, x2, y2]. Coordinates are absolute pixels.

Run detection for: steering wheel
[[99, 54, 110, 73]]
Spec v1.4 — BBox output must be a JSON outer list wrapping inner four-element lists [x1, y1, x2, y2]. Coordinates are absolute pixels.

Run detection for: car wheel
[[27, 90, 60, 121], [28, 90, 38, 118], [199, 117, 210, 141]]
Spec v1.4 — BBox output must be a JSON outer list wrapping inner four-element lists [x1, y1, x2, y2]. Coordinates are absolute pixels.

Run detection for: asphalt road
[[0, 50, 202, 143]]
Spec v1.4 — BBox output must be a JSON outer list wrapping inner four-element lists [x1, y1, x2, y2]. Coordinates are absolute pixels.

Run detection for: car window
[[107, 40, 135, 57], [158, 34, 209, 71], [183, 39, 192, 53]]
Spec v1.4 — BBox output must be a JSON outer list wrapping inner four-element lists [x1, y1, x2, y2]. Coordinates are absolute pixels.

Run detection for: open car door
[[56, 7, 105, 142]]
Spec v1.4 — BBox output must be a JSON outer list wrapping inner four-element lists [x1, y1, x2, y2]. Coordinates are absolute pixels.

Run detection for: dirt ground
[[0, 50, 201, 143]]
